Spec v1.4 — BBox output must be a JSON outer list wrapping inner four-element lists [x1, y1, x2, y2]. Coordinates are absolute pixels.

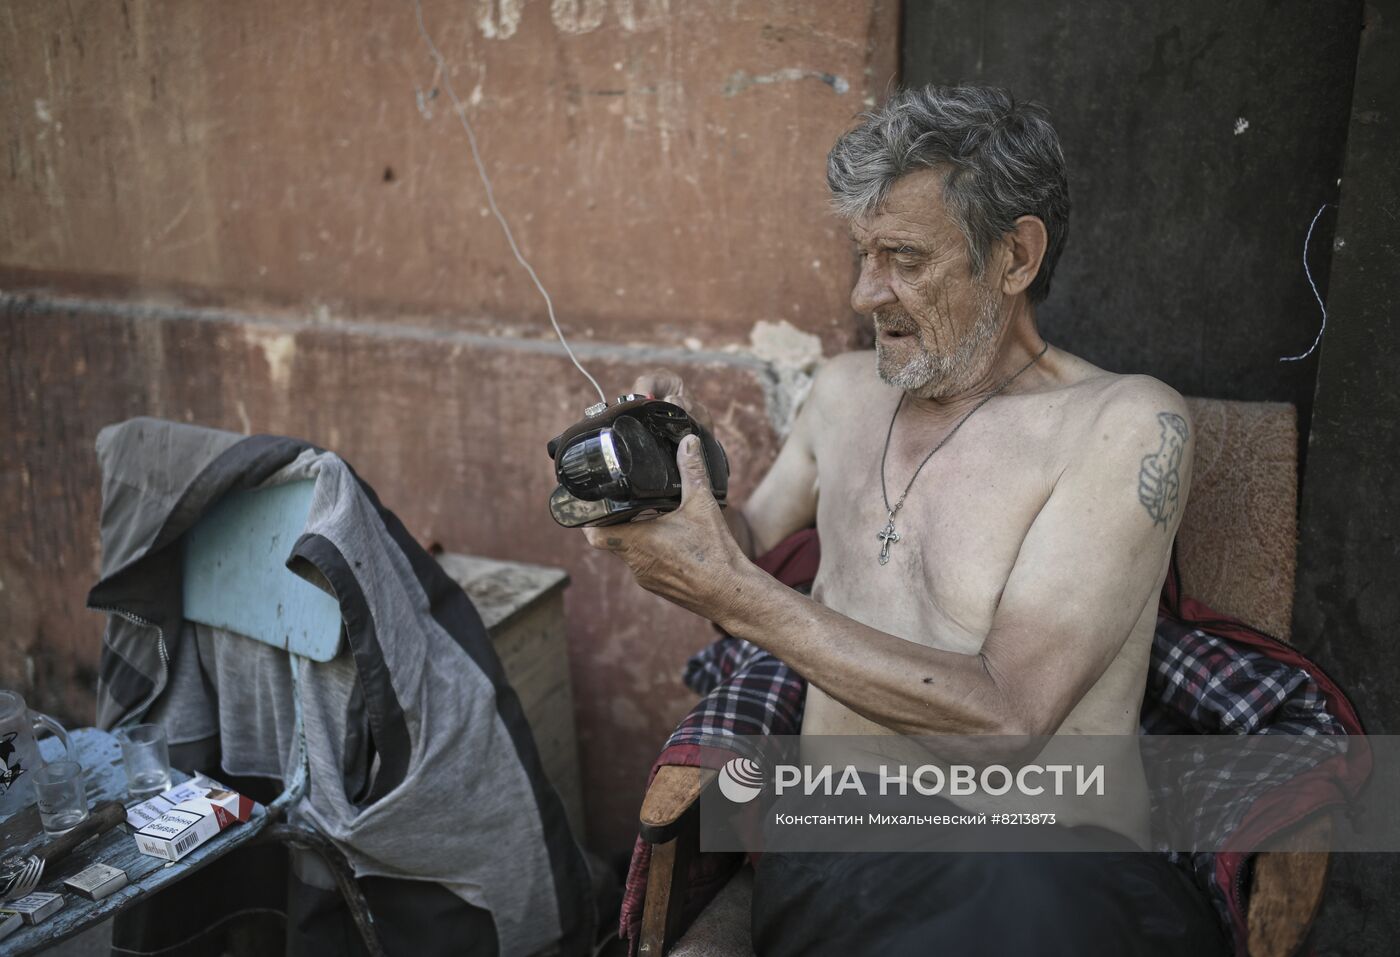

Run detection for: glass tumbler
[[34, 760, 89, 835], [0, 688, 73, 821], [118, 724, 172, 798]]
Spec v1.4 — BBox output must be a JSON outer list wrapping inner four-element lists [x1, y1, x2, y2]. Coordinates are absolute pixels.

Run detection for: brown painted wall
[[1, 0, 894, 352], [1, 0, 898, 851]]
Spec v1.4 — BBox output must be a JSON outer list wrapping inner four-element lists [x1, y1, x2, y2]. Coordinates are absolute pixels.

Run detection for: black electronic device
[[546, 394, 729, 527]]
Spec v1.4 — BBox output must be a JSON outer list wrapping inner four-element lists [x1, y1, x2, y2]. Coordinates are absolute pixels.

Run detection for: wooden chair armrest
[[640, 766, 718, 843], [1247, 814, 1333, 957], [638, 766, 718, 956]]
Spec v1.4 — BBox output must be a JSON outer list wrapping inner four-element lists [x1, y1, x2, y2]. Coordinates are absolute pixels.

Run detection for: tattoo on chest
[[1138, 412, 1189, 529]]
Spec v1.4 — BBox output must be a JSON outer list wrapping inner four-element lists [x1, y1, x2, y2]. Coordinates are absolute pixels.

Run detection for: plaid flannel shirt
[[620, 531, 1369, 955]]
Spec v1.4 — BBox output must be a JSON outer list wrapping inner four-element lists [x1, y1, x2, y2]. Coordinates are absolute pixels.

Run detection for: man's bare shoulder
[[1041, 352, 1189, 435], [803, 349, 881, 418], [803, 347, 1190, 442], [1037, 358, 1194, 532], [814, 348, 879, 389]]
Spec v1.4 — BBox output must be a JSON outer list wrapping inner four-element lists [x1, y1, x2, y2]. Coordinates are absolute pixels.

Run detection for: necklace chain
[[879, 341, 1051, 522]]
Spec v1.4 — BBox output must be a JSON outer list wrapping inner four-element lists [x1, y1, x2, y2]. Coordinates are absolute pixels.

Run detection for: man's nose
[[850, 255, 896, 315]]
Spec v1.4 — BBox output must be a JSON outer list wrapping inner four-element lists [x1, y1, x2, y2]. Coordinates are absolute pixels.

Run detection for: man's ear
[[1000, 215, 1048, 298]]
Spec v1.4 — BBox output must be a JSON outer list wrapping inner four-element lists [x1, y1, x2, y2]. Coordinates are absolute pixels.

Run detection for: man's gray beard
[[875, 285, 1004, 398]]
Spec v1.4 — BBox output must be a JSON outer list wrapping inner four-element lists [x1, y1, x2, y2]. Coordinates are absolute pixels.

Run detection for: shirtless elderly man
[[587, 86, 1226, 956]]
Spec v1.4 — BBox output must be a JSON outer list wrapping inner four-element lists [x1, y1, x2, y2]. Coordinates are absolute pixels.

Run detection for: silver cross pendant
[[876, 514, 901, 565]]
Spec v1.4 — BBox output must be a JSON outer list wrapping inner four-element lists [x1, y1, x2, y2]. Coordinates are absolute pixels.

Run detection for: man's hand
[[583, 433, 748, 619], [629, 367, 758, 557], [632, 369, 714, 434]]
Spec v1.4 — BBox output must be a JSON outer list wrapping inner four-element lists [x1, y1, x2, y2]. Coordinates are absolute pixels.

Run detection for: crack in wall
[[723, 68, 851, 96]]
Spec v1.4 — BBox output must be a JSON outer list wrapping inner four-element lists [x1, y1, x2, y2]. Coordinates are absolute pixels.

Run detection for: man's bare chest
[[810, 412, 1060, 651]]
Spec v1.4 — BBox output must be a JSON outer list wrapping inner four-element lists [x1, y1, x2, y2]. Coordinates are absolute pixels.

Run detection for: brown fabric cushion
[[1177, 398, 1298, 640]]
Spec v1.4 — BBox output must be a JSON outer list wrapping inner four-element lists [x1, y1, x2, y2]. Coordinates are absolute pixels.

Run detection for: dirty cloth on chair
[[619, 528, 1369, 956], [89, 417, 594, 957]]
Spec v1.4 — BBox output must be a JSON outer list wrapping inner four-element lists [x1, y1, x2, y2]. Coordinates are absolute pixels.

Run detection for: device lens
[[557, 430, 628, 500]]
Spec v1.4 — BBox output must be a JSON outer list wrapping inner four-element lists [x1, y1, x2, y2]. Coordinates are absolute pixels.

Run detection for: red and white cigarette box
[[125, 773, 237, 829], [133, 783, 253, 862]]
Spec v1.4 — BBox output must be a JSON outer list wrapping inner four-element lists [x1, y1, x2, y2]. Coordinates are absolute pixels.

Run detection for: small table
[[0, 728, 267, 956]]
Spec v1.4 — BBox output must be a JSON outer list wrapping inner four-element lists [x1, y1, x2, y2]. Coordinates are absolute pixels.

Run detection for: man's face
[[848, 168, 1005, 399]]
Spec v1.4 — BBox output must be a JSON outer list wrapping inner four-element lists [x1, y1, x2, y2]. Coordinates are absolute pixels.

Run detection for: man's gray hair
[[827, 85, 1071, 304]]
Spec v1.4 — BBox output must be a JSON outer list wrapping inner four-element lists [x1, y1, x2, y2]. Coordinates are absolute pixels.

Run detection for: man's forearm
[[713, 561, 1018, 741]]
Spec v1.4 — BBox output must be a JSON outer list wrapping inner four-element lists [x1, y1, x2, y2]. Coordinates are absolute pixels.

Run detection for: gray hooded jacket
[[89, 418, 592, 957]]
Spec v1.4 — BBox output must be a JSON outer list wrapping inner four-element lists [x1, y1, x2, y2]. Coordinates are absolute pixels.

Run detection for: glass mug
[[0, 690, 74, 821]]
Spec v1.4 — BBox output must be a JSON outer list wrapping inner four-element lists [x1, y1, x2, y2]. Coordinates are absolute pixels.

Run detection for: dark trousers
[[750, 796, 1228, 957]]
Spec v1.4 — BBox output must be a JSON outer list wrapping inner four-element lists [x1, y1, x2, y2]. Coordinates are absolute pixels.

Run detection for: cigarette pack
[[125, 773, 240, 828], [64, 862, 129, 900], [3, 890, 65, 925], [133, 785, 253, 862], [0, 909, 22, 940]]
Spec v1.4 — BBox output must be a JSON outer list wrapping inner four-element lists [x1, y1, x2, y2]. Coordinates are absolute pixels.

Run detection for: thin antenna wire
[[412, 0, 607, 403], [1281, 202, 1336, 363]]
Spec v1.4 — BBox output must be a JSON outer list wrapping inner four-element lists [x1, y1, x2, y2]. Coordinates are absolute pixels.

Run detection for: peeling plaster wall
[[0, 0, 897, 851], [747, 319, 825, 437]]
